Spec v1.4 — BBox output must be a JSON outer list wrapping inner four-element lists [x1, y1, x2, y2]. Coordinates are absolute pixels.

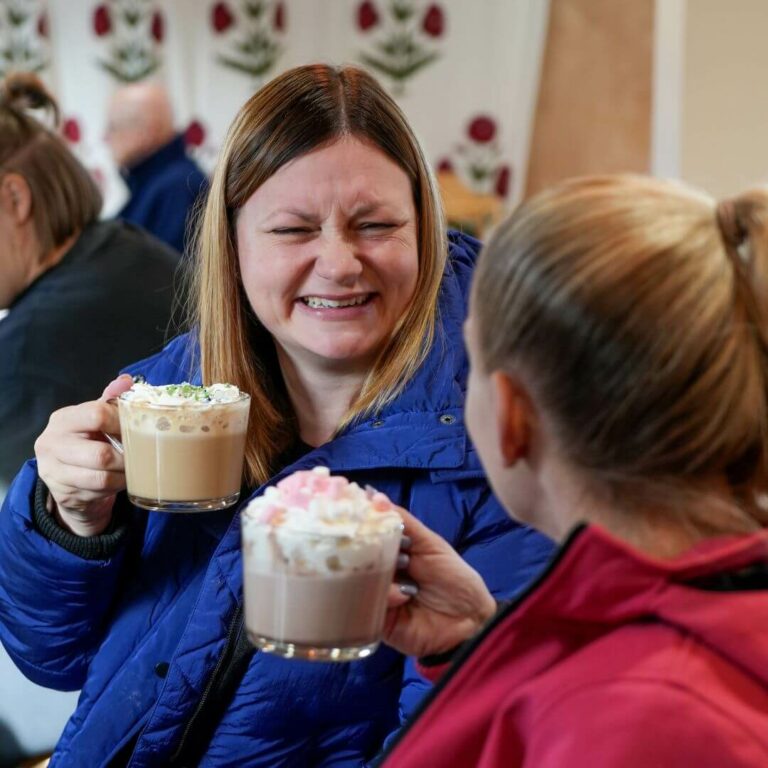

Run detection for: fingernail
[[396, 553, 410, 570], [399, 583, 418, 597], [400, 535, 412, 551]]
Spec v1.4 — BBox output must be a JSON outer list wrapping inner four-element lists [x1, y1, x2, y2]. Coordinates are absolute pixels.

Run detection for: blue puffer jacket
[[0, 232, 554, 767]]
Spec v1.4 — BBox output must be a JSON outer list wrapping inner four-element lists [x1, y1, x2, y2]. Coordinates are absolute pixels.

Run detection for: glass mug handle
[[103, 397, 124, 454]]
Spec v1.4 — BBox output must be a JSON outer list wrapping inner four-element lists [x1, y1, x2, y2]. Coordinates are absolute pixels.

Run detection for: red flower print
[[274, 2, 285, 31], [93, 4, 111, 37], [184, 120, 206, 148], [212, 2, 234, 34], [151, 11, 164, 43], [422, 4, 444, 38], [495, 165, 511, 198], [468, 115, 496, 144], [357, 1, 379, 31], [62, 118, 81, 144], [37, 13, 49, 39], [437, 157, 453, 173]]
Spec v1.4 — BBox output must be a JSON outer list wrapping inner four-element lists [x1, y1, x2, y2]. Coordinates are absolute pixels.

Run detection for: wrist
[[49, 495, 114, 537]]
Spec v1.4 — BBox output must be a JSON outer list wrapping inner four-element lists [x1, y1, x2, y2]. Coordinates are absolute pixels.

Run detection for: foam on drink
[[118, 382, 250, 510]]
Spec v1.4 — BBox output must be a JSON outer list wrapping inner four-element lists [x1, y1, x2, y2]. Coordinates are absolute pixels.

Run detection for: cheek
[[465, 372, 496, 462], [465, 373, 482, 445], [386, 247, 419, 301]]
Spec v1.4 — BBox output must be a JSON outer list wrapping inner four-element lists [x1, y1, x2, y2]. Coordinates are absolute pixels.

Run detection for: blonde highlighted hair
[[475, 175, 768, 532], [189, 64, 446, 486]]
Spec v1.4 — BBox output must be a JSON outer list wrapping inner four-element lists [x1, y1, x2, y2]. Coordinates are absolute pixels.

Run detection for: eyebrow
[[263, 201, 405, 224], [263, 209, 319, 224]]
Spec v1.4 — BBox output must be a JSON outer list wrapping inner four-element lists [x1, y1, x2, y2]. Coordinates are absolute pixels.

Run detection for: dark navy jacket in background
[[0, 232, 554, 767], [118, 134, 208, 256], [0, 220, 178, 491]]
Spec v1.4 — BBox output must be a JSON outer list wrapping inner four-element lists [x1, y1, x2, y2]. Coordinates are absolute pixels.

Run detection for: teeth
[[303, 295, 369, 309]]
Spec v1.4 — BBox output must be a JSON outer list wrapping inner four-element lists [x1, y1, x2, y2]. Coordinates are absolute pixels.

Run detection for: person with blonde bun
[[0, 73, 178, 494], [0, 65, 552, 767], [381, 175, 768, 767]]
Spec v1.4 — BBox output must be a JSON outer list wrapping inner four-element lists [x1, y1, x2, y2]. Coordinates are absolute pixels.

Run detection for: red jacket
[[384, 523, 768, 767]]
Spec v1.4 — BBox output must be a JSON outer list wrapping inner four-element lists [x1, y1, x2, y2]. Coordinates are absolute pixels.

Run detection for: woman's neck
[[277, 350, 367, 447], [538, 459, 750, 559]]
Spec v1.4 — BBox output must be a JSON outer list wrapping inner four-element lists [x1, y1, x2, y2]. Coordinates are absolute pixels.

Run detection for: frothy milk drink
[[241, 467, 402, 661], [117, 382, 250, 511]]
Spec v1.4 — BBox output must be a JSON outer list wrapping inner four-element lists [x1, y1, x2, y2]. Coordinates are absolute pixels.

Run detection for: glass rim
[[117, 391, 251, 409], [240, 511, 403, 539]]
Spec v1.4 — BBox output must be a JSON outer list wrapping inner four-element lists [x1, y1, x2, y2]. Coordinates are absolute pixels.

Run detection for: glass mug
[[241, 511, 402, 661], [106, 392, 250, 512]]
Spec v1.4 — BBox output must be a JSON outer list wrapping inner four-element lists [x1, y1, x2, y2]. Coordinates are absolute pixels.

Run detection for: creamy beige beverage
[[241, 467, 402, 661], [118, 382, 250, 512]]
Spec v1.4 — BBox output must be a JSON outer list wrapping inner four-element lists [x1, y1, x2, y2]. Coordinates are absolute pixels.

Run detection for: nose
[[314, 234, 363, 286]]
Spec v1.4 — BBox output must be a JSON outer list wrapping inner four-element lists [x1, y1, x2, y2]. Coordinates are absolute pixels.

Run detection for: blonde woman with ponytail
[[0, 64, 552, 767], [382, 175, 768, 767]]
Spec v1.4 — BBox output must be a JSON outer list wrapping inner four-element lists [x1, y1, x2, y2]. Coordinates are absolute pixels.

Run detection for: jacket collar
[[487, 522, 768, 690], [518, 523, 768, 623], [122, 134, 187, 191]]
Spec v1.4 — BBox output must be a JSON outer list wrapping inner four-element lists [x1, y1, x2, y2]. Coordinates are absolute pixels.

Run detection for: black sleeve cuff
[[33, 477, 132, 560]]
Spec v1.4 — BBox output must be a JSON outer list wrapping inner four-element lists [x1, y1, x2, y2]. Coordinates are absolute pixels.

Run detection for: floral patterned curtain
[[0, 0, 549, 217]]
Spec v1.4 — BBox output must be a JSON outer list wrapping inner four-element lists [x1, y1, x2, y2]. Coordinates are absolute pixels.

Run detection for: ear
[[0, 173, 32, 224], [490, 370, 531, 467]]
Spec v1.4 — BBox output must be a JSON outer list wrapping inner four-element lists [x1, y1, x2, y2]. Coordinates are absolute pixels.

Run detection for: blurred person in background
[[105, 81, 208, 256], [0, 72, 178, 495], [0, 64, 553, 766], [382, 176, 768, 767]]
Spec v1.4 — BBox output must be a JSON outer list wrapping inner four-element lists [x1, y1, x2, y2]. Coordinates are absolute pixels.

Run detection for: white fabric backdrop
[[4, 0, 549, 214]]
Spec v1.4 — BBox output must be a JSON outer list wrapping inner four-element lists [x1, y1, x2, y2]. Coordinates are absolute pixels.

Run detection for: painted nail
[[399, 583, 419, 597], [396, 553, 410, 570]]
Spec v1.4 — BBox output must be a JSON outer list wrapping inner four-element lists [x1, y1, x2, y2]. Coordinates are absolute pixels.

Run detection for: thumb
[[100, 373, 134, 401], [396, 506, 447, 551]]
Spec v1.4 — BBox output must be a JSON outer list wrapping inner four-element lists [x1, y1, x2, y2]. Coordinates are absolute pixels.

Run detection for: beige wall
[[682, 0, 768, 197], [525, 0, 653, 197]]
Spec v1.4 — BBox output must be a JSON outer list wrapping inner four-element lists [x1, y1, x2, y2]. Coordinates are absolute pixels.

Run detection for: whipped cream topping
[[242, 467, 402, 575], [120, 382, 243, 406]]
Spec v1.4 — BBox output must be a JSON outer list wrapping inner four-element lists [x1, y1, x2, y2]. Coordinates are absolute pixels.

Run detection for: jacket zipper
[[167, 603, 245, 765]]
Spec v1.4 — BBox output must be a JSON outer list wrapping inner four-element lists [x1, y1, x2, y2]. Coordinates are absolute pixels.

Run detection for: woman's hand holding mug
[[384, 508, 497, 659], [35, 374, 134, 537]]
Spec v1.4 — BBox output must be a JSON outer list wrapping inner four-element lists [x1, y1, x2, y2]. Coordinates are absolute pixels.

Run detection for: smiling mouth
[[300, 294, 373, 309]]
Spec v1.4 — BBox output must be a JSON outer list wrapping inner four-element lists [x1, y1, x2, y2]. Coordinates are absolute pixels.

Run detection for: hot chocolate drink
[[241, 467, 402, 661], [117, 382, 250, 511]]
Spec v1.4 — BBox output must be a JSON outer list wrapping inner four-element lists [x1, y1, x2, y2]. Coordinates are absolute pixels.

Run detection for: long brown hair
[[475, 175, 768, 533], [189, 64, 447, 486], [0, 72, 102, 256]]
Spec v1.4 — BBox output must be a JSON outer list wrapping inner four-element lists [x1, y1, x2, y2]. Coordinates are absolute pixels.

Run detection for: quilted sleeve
[[0, 461, 135, 691]]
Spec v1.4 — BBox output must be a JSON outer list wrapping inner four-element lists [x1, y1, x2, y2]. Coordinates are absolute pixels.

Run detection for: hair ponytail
[[715, 192, 768, 508], [0, 71, 60, 126]]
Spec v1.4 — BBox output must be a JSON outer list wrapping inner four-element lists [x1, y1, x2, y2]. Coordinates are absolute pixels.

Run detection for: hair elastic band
[[716, 199, 747, 251]]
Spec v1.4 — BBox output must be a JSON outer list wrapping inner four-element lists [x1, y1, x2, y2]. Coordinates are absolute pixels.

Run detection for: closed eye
[[359, 222, 397, 231], [271, 227, 313, 235]]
